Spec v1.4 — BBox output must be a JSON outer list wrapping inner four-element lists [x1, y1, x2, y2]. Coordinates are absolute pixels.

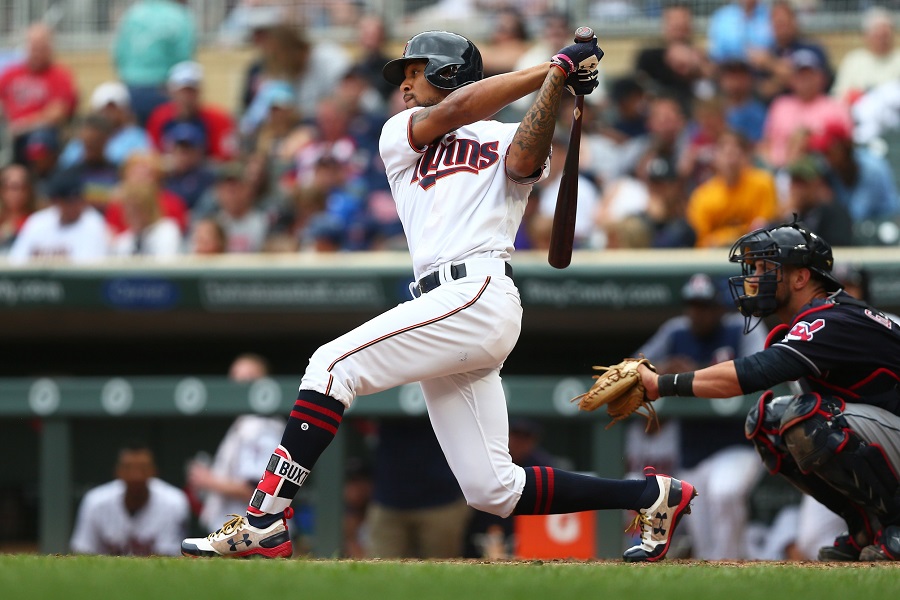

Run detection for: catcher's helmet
[[728, 219, 841, 332], [382, 31, 483, 91]]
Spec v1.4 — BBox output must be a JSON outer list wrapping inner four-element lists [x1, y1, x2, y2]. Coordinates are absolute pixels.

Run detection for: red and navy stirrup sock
[[512, 466, 653, 515], [246, 390, 344, 528]]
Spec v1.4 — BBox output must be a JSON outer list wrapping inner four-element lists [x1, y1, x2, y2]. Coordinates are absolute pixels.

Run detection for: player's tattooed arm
[[507, 67, 565, 180]]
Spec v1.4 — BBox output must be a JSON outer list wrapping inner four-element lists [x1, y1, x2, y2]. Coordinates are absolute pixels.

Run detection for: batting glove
[[565, 68, 600, 96], [551, 36, 604, 76]]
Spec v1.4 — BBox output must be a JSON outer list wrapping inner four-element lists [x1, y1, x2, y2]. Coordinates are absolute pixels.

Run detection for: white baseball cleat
[[623, 466, 698, 563], [181, 509, 293, 559]]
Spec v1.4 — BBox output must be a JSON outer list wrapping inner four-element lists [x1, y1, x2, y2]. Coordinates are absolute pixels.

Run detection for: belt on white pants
[[411, 259, 514, 298]]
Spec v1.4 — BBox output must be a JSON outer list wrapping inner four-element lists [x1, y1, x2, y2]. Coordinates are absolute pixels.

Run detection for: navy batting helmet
[[382, 31, 483, 91], [727, 219, 841, 332]]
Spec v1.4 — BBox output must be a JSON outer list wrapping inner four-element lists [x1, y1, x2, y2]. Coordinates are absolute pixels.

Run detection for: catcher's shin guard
[[780, 394, 900, 524], [745, 391, 793, 474], [748, 392, 879, 554]]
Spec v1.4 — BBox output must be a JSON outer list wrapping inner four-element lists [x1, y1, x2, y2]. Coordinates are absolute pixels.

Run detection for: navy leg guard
[[780, 393, 900, 524], [746, 392, 879, 547]]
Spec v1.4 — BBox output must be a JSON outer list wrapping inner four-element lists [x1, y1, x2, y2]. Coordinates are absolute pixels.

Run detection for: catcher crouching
[[578, 218, 900, 562]]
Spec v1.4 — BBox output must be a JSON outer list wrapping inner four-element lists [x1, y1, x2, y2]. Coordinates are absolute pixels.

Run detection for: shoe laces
[[208, 514, 246, 540], [625, 510, 652, 538]]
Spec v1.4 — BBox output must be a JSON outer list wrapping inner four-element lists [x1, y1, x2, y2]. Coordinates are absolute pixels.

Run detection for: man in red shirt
[[145, 61, 236, 162], [0, 23, 78, 165]]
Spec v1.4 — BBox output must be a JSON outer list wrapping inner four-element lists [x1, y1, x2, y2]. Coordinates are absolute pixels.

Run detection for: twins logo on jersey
[[785, 318, 826, 342], [411, 135, 500, 189]]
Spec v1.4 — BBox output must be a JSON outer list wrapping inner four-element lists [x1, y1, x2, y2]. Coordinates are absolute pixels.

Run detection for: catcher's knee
[[779, 394, 850, 474], [744, 391, 795, 474], [780, 394, 900, 519]]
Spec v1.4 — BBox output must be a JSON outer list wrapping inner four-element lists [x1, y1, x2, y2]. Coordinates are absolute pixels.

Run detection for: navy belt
[[416, 262, 513, 296]]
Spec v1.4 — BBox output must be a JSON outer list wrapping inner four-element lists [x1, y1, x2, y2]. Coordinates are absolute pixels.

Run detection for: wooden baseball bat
[[548, 26, 594, 270]]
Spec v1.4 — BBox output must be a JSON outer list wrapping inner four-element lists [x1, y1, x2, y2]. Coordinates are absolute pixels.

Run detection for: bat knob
[[574, 26, 594, 42]]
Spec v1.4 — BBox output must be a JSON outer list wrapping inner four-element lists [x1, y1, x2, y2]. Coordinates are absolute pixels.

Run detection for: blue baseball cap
[[45, 168, 83, 202]]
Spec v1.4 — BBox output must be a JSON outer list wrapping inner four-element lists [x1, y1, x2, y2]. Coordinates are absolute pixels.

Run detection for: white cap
[[90, 81, 130, 111], [245, 6, 284, 31], [168, 61, 204, 90]]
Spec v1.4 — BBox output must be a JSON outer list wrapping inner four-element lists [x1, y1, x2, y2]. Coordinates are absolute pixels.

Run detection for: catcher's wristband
[[658, 372, 695, 397]]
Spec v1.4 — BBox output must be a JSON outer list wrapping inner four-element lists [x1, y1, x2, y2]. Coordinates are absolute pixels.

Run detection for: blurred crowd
[[1, 1, 900, 264]]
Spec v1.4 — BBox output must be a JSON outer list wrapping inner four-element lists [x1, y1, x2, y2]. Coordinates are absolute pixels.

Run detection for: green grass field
[[1, 555, 897, 600]]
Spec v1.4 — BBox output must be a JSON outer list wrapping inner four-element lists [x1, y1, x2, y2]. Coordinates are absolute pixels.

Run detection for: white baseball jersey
[[70, 478, 190, 556], [8, 205, 109, 264], [297, 109, 548, 518], [111, 218, 183, 258], [379, 107, 544, 280]]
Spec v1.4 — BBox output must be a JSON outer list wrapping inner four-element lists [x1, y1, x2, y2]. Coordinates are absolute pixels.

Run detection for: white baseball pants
[[299, 260, 527, 517]]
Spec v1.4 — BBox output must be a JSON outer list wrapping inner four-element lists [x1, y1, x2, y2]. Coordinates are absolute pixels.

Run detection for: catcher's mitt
[[571, 357, 659, 432]]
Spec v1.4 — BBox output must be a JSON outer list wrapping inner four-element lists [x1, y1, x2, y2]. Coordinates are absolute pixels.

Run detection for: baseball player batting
[[182, 30, 697, 563]]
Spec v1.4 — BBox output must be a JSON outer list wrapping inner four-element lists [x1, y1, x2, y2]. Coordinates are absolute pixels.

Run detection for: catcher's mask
[[382, 31, 483, 91], [728, 219, 841, 333]]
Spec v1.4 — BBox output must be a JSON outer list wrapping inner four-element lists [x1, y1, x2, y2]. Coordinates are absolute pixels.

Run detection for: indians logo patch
[[785, 318, 825, 342]]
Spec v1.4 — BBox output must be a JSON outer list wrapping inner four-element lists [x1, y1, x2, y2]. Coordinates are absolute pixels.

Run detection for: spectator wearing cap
[[783, 154, 854, 246], [218, 2, 283, 51], [161, 122, 217, 212], [8, 169, 108, 264], [747, 1, 832, 102], [301, 153, 380, 253], [64, 115, 122, 214], [239, 80, 298, 152], [23, 128, 61, 196], [248, 86, 302, 168], [687, 130, 778, 248], [59, 82, 152, 170], [807, 122, 900, 223], [238, 23, 351, 123], [207, 162, 270, 253], [110, 180, 183, 259], [706, 0, 774, 65], [717, 59, 768, 144], [607, 77, 649, 140], [760, 48, 852, 169], [634, 272, 768, 560], [615, 155, 695, 249], [833, 7, 900, 105], [146, 61, 237, 162], [113, 0, 197, 126], [0, 23, 78, 166]]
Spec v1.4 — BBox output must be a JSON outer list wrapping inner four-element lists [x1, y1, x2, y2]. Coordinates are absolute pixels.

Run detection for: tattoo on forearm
[[512, 69, 564, 166]]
